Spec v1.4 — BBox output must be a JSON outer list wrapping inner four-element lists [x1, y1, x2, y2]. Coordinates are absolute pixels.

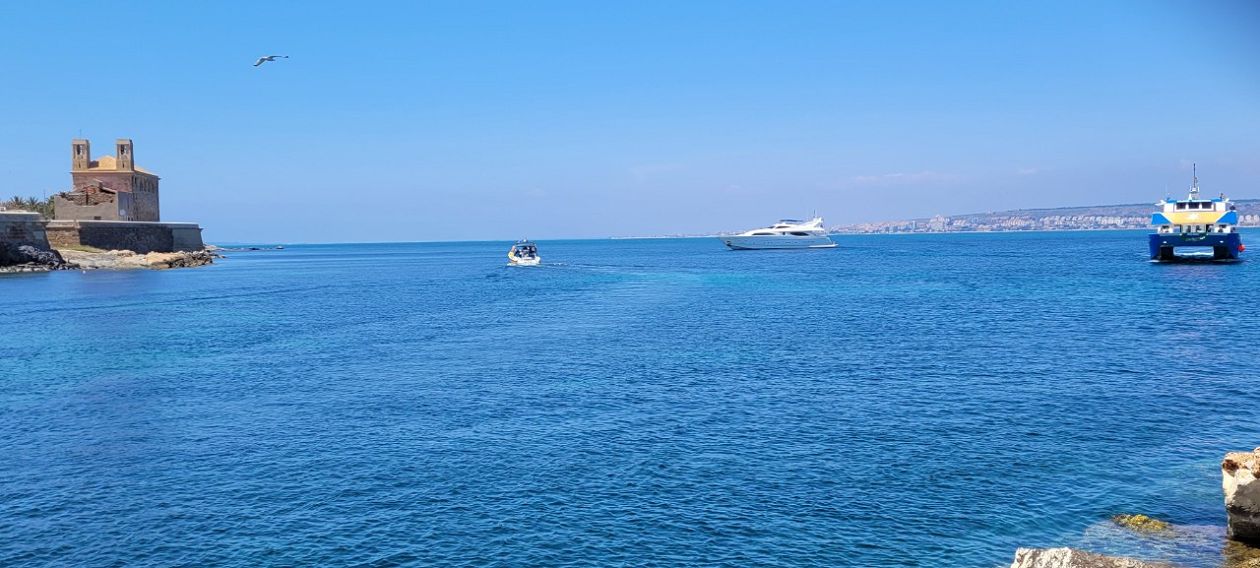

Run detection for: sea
[[2, 230, 1258, 567]]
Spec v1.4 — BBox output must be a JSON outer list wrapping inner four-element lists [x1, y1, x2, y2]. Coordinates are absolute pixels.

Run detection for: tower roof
[[76, 155, 157, 175]]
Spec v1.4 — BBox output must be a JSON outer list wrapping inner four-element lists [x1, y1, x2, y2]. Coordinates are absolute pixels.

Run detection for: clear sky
[[1, 1, 1258, 242]]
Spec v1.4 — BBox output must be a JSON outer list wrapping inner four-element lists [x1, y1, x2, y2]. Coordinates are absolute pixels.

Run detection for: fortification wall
[[45, 220, 204, 253], [0, 212, 53, 249], [169, 225, 202, 251]]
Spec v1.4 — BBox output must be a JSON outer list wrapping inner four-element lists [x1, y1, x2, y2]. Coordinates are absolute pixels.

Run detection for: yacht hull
[[722, 235, 835, 250]]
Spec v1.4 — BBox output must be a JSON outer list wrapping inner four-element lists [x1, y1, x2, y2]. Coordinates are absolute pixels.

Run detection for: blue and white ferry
[[1149, 168, 1245, 261]]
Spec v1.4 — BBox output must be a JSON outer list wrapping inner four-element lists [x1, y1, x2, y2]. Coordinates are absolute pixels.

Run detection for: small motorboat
[[507, 239, 541, 266]]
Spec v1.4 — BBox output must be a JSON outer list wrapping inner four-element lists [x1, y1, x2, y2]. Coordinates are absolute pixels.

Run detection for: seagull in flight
[[253, 55, 289, 67]]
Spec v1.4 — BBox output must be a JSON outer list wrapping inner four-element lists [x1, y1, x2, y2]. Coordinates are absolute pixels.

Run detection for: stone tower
[[71, 139, 91, 171], [115, 139, 134, 171]]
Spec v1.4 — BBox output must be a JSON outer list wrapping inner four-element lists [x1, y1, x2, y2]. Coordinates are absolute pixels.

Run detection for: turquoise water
[[2, 231, 1258, 566]]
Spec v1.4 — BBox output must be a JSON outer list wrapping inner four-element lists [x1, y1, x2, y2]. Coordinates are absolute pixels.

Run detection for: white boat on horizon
[[721, 217, 836, 250]]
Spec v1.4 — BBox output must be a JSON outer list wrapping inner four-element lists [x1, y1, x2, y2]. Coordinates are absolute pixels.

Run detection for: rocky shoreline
[[0, 243, 219, 273], [1007, 449, 1260, 567], [57, 248, 218, 270]]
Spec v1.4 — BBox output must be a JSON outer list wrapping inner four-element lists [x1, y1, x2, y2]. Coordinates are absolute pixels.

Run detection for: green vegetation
[[1, 195, 55, 219]]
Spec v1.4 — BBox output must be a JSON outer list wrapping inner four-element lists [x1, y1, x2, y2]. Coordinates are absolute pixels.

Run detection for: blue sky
[[1, 1, 1258, 242]]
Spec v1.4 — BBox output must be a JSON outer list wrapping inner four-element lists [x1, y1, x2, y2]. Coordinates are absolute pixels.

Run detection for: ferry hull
[[722, 235, 836, 250], [1148, 232, 1243, 261]]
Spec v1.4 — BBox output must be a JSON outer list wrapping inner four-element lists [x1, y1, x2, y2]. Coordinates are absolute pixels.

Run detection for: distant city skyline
[[1, 0, 1258, 242]]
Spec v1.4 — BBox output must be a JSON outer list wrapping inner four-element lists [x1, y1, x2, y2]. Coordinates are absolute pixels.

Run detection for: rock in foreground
[[1224, 448, 1260, 546], [0, 242, 69, 272], [1010, 547, 1172, 568], [57, 248, 217, 270]]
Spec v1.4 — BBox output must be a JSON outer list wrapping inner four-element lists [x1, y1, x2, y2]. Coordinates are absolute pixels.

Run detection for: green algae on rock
[[1223, 540, 1260, 568], [1111, 514, 1173, 534]]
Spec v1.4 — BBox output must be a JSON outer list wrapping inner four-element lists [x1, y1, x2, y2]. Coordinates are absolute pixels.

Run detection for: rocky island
[[1, 138, 214, 274]]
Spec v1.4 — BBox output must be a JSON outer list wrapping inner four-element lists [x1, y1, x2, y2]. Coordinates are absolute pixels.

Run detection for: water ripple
[[1, 233, 1258, 566]]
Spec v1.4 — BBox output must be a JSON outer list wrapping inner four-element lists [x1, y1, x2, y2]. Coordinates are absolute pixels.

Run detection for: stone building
[[54, 138, 161, 222]]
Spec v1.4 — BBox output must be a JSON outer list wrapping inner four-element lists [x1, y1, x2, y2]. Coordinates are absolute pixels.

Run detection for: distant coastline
[[610, 199, 1260, 240], [830, 198, 1260, 234]]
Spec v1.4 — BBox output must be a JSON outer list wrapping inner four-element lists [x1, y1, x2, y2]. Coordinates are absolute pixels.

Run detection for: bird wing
[[253, 57, 267, 66]]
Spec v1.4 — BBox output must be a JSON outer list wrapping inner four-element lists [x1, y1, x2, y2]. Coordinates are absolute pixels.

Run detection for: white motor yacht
[[507, 239, 541, 266], [721, 217, 836, 250]]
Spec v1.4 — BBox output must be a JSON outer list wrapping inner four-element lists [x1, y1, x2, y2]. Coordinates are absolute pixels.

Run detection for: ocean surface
[[2, 231, 1258, 567]]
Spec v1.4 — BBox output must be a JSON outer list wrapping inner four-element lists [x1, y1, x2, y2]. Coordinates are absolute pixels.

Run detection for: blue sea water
[[2, 231, 1258, 567]]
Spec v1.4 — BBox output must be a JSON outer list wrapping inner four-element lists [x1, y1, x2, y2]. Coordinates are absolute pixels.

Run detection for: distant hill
[[832, 199, 1260, 234]]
